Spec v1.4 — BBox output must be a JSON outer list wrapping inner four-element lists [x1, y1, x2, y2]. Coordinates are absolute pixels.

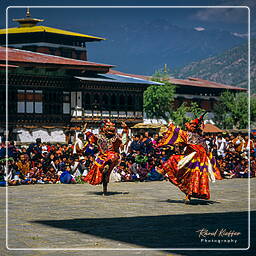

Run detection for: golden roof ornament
[[13, 8, 44, 27], [164, 63, 167, 73], [26, 7, 31, 17]]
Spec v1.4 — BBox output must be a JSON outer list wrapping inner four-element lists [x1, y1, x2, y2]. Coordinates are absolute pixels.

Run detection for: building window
[[17, 102, 25, 113], [17, 89, 43, 114], [63, 91, 70, 114], [128, 95, 133, 106], [26, 101, 34, 113]]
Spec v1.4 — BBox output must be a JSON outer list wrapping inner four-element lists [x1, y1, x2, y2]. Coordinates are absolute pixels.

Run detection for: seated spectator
[[232, 133, 245, 152], [16, 154, 30, 177], [130, 135, 141, 153], [59, 165, 76, 184], [215, 135, 226, 158], [27, 138, 42, 160], [70, 155, 83, 178], [110, 166, 122, 182]]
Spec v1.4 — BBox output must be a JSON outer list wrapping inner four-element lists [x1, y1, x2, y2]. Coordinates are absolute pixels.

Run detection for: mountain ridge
[[86, 19, 246, 75], [172, 39, 255, 92]]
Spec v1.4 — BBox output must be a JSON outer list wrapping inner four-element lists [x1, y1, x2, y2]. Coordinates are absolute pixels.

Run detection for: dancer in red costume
[[157, 113, 222, 204], [82, 120, 122, 195]]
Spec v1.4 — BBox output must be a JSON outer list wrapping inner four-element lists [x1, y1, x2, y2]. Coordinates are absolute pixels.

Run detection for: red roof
[[0, 47, 114, 72], [0, 63, 18, 68], [109, 70, 246, 91], [169, 77, 246, 91], [0, 47, 248, 91]]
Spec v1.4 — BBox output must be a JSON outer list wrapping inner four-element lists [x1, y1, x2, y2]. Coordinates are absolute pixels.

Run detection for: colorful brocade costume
[[83, 121, 122, 186], [158, 122, 222, 200]]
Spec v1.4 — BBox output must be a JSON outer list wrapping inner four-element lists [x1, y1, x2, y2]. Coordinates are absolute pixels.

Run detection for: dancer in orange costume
[[157, 113, 222, 204], [83, 120, 122, 195]]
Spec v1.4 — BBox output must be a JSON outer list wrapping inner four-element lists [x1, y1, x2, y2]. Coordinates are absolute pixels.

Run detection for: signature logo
[[196, 228, 241, 244]]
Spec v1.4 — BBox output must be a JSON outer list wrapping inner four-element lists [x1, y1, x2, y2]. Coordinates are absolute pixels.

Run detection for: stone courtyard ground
[[0, 178, 255, 256]]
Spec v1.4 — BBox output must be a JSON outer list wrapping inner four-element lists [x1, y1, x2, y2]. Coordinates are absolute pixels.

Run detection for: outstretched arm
[[157, 123, 187, 147], [81, 122, 87, 134]]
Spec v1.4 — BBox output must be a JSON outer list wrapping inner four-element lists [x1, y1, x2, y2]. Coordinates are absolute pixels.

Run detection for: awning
[[131, 123, 166, 129], [75, 73, 162, 86], [202, 123, 223, 133], [224, 129, 249, 134], [131, 123, 167, 135]]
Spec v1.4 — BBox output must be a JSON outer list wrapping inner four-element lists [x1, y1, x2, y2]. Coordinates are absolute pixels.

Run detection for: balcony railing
[[175, 93, 219, 100], [71, 108, 143, 121]]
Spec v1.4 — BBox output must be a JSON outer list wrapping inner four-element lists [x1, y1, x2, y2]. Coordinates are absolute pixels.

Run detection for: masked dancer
[[157, 113, 222, 204], [82, 120, 122, 195]]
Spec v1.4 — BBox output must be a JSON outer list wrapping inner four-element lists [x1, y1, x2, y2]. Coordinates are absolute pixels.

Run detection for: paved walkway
[[0, 178, 255, 256]]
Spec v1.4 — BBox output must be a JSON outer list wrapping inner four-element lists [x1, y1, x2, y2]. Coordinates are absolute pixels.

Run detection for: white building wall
[[32, 128, 50, 142], [15, 129, 33, 143], [14, 128, 66, 144], [50, 129, 66, 142]]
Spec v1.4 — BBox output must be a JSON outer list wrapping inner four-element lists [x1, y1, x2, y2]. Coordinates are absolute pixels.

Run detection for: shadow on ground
[[86, 191, 129, 196], [32, 211, 253, 250], [163, 199, 220, 205]]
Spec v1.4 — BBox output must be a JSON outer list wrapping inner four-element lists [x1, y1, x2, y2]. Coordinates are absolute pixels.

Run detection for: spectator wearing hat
[[27, 138, 42, 160]]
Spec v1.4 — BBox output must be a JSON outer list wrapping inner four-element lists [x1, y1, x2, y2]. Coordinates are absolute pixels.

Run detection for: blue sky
[[0, 0, 253, 35], [0, 0, 253, 74]]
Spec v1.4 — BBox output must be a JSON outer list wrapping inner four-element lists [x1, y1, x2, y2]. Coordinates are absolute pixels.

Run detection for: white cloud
[[194, 27, 205, 31], [191, 7, 248, 24], [231, 32, 248, 38]]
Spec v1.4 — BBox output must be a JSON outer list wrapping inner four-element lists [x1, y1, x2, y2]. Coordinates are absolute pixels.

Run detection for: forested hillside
[[173, 39, 255, 93]]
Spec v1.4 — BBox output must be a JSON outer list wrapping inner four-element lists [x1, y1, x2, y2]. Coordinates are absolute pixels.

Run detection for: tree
[[144, 68, 176, 122], [213, 91, 251, 129], [251, 96, 256, 127], [172, 102, 205, 128]]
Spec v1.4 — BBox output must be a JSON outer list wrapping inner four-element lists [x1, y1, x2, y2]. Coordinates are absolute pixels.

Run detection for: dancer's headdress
[[185, 112, 207, 133], [100, 119, 116, 135]]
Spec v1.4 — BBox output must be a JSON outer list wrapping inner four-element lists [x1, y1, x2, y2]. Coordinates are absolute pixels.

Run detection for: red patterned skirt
[[83, 151, 119, 185], [161, 145, 222, 200]]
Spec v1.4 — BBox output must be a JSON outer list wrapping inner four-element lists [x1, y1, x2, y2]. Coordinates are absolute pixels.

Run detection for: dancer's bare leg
[[102, 158, 118, 196], [103, 181, 108, 195], [102, 164, 109, 195]]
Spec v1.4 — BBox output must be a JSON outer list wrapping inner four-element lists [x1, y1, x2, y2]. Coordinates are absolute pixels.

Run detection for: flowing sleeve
[[158, 123, 188, 147]]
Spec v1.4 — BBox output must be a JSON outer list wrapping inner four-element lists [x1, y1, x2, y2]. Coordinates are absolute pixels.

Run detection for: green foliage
[[75, 175, 86, 184], [213, 91, 251, 129], [172, 102, 205, 128], [144, 69, 176, 122], [250, 96, 256, 127]]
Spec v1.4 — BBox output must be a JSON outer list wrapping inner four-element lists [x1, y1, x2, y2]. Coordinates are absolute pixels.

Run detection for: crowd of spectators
[[204, 133, 255, 178], [0, 131, 255, 186]]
